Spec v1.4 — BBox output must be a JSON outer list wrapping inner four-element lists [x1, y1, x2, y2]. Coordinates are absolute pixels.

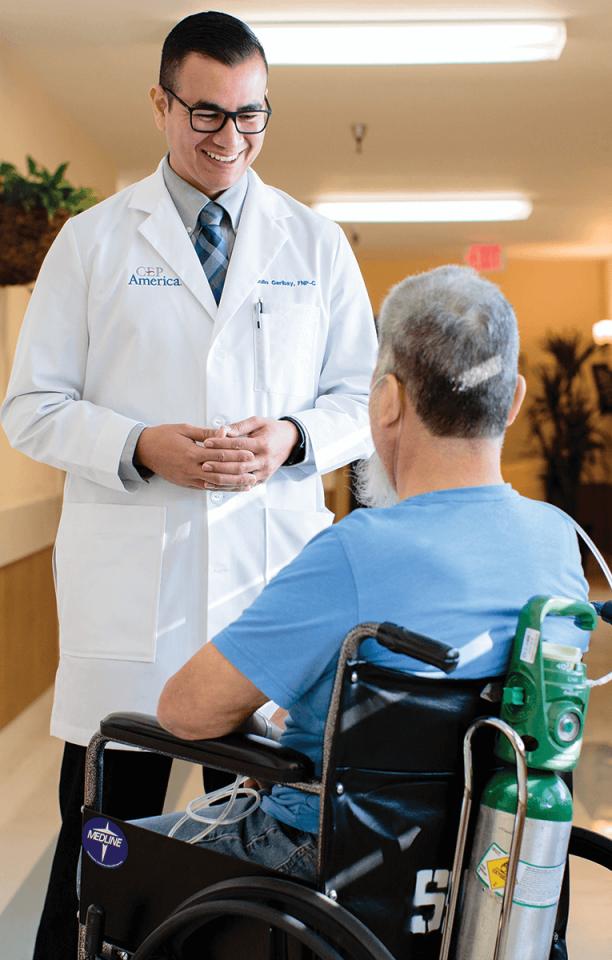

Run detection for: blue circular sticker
[[82, 818, 129, 869]]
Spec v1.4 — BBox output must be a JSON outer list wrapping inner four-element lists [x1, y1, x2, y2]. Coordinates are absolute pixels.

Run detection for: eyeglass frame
[[161, 85, 272, 134]]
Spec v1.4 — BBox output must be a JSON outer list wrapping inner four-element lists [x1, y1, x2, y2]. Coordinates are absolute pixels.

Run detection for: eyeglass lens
[[191, 110, 268, 133]]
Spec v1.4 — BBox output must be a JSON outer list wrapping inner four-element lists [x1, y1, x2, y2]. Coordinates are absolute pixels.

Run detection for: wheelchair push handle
[[376, 622, 460, 674]]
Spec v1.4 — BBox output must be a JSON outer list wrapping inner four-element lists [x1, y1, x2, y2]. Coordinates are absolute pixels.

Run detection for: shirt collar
[[162, 154, 248, 233], [397, 484, 517, 507]]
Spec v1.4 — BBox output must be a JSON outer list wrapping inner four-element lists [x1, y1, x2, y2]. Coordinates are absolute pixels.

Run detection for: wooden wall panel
[[0, 546, 58, 730], [323, 465, 353, 521]]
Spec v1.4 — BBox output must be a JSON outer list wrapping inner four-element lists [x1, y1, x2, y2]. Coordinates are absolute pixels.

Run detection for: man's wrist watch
[[279, 416, 307, 466]]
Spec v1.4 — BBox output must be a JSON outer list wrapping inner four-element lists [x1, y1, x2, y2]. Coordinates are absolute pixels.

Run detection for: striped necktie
[[194, 201, 229, 305]]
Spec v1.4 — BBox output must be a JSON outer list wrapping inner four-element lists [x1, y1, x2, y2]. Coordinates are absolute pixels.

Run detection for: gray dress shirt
[[119, 158, 309, 482]]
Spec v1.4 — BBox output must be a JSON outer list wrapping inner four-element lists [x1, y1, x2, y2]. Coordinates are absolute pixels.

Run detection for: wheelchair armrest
[[98, 712, 314, 785]]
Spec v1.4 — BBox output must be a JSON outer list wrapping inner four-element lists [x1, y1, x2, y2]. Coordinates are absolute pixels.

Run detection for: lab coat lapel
[[130, 165, 218, 318], [213, 171, 291, 336]]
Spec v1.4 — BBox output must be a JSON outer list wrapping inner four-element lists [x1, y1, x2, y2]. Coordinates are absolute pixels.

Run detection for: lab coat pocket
[[254, 305, 319, 396], [55, 503, 166, 662], [265, 506, 334, 582]]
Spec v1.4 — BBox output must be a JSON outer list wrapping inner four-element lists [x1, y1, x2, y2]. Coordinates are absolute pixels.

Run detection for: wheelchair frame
[[78, 622, 612, 960]]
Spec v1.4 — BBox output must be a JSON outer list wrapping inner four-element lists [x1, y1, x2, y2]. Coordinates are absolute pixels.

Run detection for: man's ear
[[150, 85, 168, 132], [507, 374, 527, 426], [377, 373, 404, 428]]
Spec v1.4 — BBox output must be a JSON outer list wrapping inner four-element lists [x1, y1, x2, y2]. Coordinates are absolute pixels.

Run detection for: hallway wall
[[0, 38, 117, 728]]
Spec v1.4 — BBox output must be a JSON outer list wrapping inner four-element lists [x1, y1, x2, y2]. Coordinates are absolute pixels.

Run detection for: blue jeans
[[134, 798, 317, 882]]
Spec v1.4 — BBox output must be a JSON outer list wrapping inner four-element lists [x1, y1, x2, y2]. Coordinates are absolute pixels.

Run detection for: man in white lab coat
[[1, 12, 376, 957]]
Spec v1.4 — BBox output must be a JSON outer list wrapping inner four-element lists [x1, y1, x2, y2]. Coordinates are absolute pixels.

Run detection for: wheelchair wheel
[[132, 876, 395, 960]]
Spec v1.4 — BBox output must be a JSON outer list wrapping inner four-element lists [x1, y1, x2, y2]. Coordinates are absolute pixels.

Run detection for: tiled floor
[[1, 571, 610, 959]]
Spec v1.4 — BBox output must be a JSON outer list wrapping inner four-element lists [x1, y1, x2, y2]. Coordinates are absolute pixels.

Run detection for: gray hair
[[377, 265, 519, 438]]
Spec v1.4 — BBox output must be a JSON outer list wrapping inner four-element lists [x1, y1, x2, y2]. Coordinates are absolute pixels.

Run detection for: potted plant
[[0, 156, 97, 285], [527, 330, 609, 519]]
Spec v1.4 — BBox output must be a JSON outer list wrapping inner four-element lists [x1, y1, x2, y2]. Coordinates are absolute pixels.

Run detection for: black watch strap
[[280, 416, 307, 466]]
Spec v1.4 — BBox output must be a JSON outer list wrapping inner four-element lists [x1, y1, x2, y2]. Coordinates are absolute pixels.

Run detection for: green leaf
[[54, 162, 69, 182], [0, 155, 98, 218]]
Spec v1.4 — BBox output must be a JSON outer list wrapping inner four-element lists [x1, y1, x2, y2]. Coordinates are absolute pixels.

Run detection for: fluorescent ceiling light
[[312, 198, 533, 223], [254, 21, 566, 66]]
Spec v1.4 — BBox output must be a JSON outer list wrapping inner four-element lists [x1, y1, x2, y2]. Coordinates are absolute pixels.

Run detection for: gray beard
[[353, 451, 400, 508]]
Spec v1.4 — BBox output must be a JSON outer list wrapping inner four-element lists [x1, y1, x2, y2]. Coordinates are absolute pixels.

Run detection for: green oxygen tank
[[454, 596, 596, 960]]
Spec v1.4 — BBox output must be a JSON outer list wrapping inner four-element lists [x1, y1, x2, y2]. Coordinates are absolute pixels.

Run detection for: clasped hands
[[135, 417, 300, 491]]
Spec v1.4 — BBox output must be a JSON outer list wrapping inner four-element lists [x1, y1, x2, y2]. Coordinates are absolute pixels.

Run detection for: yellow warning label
[[487, 857, 509, 890]]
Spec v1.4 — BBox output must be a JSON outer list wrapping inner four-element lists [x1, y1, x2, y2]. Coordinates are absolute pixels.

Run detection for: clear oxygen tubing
[[168, 774, 261, 845], [546, 504, 612, 687], [560, 510, 612, 592]]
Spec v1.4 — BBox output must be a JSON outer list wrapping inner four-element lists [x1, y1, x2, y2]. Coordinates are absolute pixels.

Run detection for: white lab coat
[[2, 161, 377, 745]]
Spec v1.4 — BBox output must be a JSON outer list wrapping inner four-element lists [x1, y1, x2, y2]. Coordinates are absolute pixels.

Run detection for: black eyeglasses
[[162, 86, 272, 134]]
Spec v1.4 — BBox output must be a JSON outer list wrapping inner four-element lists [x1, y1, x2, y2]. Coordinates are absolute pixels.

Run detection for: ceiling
[[2, 1, 612, 258]]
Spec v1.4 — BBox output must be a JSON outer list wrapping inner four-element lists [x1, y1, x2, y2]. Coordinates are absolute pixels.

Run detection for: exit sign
[[465, 244, 505, 272]]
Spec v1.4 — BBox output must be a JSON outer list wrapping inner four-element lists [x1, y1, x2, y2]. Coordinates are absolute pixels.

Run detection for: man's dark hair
[[159, 11, 267, 91]]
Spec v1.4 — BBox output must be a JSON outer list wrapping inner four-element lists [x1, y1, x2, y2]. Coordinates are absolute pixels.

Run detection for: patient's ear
[[507, 374, 526, 426], [377, 374, 403, 428]]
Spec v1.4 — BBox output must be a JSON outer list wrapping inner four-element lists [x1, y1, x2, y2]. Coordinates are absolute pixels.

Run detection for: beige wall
[[358, 255, 606, 498], [0, 39, 117, 554], [0, 38, 116, 199], [0, 40, 119, 721]]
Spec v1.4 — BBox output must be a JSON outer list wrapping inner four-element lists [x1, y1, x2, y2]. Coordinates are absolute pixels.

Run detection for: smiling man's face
[[151, 52, 268, 198]]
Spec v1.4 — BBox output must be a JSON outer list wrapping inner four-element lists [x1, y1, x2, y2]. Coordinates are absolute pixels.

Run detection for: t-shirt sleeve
[[212, 526, 358, 709]]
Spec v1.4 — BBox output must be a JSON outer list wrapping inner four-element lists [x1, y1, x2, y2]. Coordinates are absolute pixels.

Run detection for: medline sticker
[[476, 842, 564, 907], [520, 627, 540, 664], [82, 818, 129, 869]]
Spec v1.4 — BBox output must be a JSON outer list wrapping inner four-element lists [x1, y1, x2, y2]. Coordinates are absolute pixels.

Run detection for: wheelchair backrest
[[319, 657, 500, 959]]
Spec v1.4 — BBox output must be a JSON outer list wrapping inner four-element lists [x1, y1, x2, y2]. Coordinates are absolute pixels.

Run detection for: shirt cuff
[[119, 423, 152, 482]]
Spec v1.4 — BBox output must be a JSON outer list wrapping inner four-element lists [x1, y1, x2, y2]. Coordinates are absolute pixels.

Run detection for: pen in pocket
[[253, 298, 267, 390]]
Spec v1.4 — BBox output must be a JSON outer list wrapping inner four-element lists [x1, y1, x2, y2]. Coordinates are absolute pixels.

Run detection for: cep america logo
[[82, 817, 129, 869], [128, 265, 181, 286]]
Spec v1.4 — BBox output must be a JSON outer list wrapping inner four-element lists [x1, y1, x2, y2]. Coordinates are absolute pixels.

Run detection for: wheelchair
[[78, 620, 612, 960]]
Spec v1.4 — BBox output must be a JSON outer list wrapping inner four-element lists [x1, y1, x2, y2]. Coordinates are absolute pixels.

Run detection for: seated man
[[139, 265, 588, 880]]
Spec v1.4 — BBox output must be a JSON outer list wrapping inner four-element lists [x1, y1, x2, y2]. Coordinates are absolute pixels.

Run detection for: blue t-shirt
[[213, 485, 588, 834]]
